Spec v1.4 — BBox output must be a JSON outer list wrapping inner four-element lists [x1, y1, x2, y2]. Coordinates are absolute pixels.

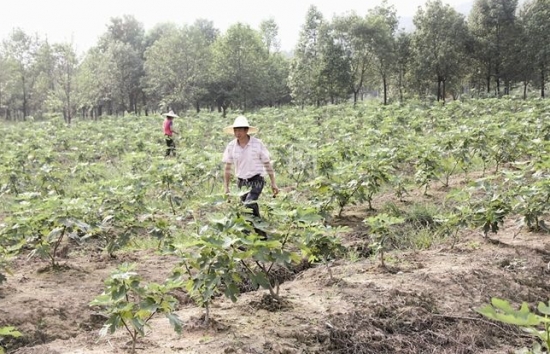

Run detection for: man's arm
[[224, 163, 233, 194], [264, 161, 279, 196]]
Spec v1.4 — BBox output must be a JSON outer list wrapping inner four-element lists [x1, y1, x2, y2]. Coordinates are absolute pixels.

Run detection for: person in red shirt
[[163, 111, 179, 157]]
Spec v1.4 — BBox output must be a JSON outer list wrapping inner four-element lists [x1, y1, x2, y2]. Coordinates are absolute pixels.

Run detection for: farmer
[[163, 110, 179, 157], [222, 115, 279, 218]]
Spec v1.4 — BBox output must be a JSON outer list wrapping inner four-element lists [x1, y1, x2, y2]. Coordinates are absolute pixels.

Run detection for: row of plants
[[1, 98, 550, 352]]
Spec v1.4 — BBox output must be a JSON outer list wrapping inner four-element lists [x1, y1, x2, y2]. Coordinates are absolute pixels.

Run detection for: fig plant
[[90, 263, 183, 354]]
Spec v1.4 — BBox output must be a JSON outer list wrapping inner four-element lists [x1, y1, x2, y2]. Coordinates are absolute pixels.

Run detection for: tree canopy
[[0, 0, 549, 121]]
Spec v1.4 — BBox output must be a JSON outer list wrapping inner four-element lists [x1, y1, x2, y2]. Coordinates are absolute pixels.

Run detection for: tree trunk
[[398, 70, 404, 102], [495, 63, 501, 97], [442, 79, 446, 103], [382, 75, 387, 105], [22, 75, 28, 119], [66, 83, 72, 125], [437, 79, 442, 102], [523, 81, 528, 100], [541, 68, 546, 98], [142, 92, 148, 116], [222, 103, 229, 118]]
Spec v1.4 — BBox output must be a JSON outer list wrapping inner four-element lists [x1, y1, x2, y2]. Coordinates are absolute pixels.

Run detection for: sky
[[0, 0, 471, 54]]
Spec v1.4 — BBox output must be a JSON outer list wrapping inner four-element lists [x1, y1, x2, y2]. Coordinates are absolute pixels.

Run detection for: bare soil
[[2, 186, 550, 353]]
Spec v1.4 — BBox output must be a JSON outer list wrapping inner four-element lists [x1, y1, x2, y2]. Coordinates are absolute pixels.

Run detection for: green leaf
[[89, 293, 112, 306], [537, 302, 550, 316], [131, 317, 145, 336], [0, 326, 22, 337], [222, 236, 235, 249], [46, 226, 64, 241], [477, 298, 541, 326], [166, 313, 183, 335], [140, 298, 159, 313], [112, 286, 127, 302], [250, 272, 271, 289], [224, 282, 240, 303]]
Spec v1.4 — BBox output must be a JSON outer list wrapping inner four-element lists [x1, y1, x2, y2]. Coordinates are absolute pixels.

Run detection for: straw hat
[[163, 110, 179, 118], [223, 115, 258, 135]]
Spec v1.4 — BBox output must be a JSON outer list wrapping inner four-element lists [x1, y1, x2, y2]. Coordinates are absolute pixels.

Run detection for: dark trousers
[[238, 174, 265, 218], [238, 174, 267, 239], [165, 135, 175, 156]]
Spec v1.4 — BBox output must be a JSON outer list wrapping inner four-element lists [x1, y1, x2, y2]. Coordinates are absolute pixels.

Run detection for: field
[[1, 99, 550, 354]]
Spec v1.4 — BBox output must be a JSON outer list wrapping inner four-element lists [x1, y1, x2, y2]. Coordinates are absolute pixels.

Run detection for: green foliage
[[90, 263, 183, 354], [211, 23, 268, 113], [477, 298, 550, 353], [172, 202, 248, 323], [0, 326, 22, 354], [172, 191, 343, 322], [0, 193, 91, 269], [288, 5, 325, 106], [301, 226, 346, 280], [447, 179, 512, 238], [0, 245, 15, 285], [412, 0, 469, 101], [2, 100, 550, 284], [364, 213, 404, 268]]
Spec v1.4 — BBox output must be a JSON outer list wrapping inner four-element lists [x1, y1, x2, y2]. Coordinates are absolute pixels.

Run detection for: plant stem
[[51, 226, 67, 268], [167, 181, 176, 215], [131, 330, 137, 354]]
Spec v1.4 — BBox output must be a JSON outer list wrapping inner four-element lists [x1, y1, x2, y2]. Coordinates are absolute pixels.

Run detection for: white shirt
[[222, 136, 271, 179]]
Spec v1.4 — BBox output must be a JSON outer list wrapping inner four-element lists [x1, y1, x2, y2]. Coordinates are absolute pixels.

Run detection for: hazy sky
[[0, 0, 470, 54]]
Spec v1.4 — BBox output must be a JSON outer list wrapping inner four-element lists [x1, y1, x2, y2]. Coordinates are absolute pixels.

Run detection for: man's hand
[[271, 183, 280, 197]]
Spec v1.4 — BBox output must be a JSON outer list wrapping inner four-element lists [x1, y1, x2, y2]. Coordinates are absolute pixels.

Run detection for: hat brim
[[223, 126, 258, 135], [163, 113, 179, 118]]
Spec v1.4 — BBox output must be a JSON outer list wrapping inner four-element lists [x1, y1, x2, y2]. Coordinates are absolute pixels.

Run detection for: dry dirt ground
[[2, 187, 550, 354]]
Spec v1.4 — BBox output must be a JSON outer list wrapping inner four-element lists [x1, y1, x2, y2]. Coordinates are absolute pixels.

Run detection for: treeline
[[0, 0, 548, 122]]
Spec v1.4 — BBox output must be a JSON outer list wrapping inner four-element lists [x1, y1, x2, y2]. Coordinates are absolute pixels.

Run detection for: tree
[[1, 28, 40, 119], [332, 12, 373, 105], [366, 1, 399, 105], [210, 23, 266, 115], [0, 51, 18, 120], [258, 19, 291, 106], [75, 47, 111, 118], [520, 0, 550, 98], [412, 0, 469, 102], [468, 0, 519, 96], [143, 20, 217, 113], [289, 5, 325, 107], [97, 15, 146, 115], [52, 43, 78, 124], [262, 53, 291, 106], [99, 15, 145, 53], [105, 41, 142, 114], [144, 22, 178, 49], [259, 18, 281, 54], [395, 31, 412, 102], [34, 40, 56, 112], [317, 23, 352, 104]]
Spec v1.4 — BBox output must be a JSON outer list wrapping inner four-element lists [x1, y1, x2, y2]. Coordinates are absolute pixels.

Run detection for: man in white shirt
[[222, 115, 279, 218]]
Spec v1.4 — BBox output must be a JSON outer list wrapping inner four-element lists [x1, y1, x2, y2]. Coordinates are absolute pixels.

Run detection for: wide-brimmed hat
[[163, 110, 179, 118], [223, 115, 258, 135]]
